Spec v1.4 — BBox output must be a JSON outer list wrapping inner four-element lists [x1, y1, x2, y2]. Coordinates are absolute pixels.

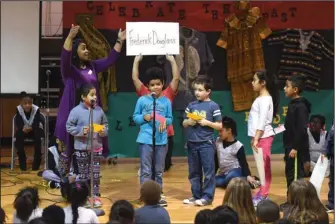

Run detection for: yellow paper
[[93, 124, 104, 133], [186, 113, 203, 121]]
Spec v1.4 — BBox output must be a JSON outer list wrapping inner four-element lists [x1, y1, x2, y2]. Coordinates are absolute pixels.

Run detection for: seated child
[[194, 209, 212, 224], [108, 200, 134, 224], [216, 116, 259, 188], [15, 91, 43, 171], [13, 187, 43, 223], [0, 207, 6, 224], [135, 180, 171, 224], [256, 199, 280, 224], [42, 205, 65, 224], [307, 114, 329, 176], [211, 205, 239, 224]]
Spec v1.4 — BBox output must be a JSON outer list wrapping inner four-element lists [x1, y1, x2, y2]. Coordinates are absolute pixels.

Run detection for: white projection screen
[[1, 1, 40, 94]]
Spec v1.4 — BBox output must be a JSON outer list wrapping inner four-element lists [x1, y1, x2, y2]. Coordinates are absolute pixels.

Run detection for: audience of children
[[183, 75, 222, 206], [108, 200, 134, 224], [135, 180, 171, 224], [248, 70, 280, 206], [307, 114, 329, 176], [13, 187, 43, 223], [222, 177, 257, 224], [15, 91, 43, 171], [133, 69, 173, 207], [284, 179, 329, 223], [281, 75, 311, 210], [66, 84, 108, 208], [215, 116, 259, 188]]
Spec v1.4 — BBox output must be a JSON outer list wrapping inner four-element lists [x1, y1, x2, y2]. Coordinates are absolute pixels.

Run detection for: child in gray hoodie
[[66, 84, 108, 208]]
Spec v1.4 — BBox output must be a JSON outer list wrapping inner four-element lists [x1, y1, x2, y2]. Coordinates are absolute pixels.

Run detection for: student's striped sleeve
[[212, 103, 222, 122]]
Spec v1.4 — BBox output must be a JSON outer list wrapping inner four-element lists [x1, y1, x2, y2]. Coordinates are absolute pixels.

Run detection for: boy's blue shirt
[[133, 94, 173, 145]]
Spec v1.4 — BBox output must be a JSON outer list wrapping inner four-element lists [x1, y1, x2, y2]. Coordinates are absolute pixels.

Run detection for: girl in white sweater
[[248, 70, 279, 206]]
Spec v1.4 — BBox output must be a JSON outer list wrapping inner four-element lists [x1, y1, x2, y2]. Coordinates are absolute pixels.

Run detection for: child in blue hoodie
[[133, 68, 173, 207], [66, 84, 108, 208]]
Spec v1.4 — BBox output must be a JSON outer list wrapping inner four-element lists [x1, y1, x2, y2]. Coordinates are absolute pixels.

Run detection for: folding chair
[[11, 113, 48, 170]]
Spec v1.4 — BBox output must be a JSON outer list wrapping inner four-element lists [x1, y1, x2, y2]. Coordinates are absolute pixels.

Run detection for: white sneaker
[[183, 197, 196, 204], [195, 199, 211, 206]]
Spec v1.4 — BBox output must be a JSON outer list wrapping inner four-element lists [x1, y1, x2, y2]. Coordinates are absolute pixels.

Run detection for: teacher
[[55, 24, 126, 176]]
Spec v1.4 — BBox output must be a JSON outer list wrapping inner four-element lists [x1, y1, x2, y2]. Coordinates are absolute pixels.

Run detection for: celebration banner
[[63, 1, 334, 31]]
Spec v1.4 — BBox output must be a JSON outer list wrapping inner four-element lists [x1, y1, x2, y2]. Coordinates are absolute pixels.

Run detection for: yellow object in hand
[[92, 124, 104, 133], [186, 113, 203, 121]]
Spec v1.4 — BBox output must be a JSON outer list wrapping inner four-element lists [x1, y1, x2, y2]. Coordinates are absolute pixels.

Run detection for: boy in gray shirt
[[182, 76, 222, 206]]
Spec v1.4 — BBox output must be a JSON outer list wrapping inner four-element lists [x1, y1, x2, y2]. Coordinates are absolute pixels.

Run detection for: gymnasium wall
[[63, 1, 334, 157]]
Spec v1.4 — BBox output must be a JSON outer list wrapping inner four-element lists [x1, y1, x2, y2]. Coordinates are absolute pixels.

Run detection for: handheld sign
[[126, 22, 180, 56], [186, 113, 203, 121], [92, 124, 104, 133]]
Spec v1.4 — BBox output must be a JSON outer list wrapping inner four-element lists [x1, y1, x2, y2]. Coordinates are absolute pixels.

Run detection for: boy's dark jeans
[[284, 148, 305, 190], [328, 158, 334, 209], [187, 140, 216, 202], [15, 128, 42, 170]]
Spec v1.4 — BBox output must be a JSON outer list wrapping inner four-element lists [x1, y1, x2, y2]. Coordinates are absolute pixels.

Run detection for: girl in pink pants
[[248, 70, 280, 206]]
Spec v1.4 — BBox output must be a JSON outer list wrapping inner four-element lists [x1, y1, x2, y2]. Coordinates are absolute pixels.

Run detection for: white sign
[[126, 22, 180, 56]]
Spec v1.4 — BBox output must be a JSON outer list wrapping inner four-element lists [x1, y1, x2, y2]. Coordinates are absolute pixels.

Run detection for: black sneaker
[[159, 199, 167, 207]]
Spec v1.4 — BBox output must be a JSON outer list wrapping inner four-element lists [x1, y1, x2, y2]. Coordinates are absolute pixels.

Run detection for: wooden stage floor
[[1, 153, 333, 223]]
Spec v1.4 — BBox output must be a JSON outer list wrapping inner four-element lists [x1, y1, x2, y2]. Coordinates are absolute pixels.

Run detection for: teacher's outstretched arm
[[61, 24, 80, 79], [132, 55, 144, 92], [92, 29, 126, 73]]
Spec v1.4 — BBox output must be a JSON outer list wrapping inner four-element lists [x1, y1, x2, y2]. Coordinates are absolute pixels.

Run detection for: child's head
[[42, 205, 65, 224], [253, 70, 280, 117], [309, 114, 326, 133], [20, 91, 33, 113], [145, 67, 165, 96], [66, 182, 89, 224], [194, 209, 212, 224], [80, 84, 97, 106], [219, 116, 237, 141], [211, 205, 239, 224], [287, 179, 329, 223], [14, 187, 40, 222], [284, 74, 306, 98], [0, 207, 6, 224], [274, 219, 295, 224], [256, 199, 280, 223], [28, 217, 48, 224], [109, 200, 134, 224], [223, 177, 256, 224], [193, 75, 213, 101], [140, 180, 161, 206]]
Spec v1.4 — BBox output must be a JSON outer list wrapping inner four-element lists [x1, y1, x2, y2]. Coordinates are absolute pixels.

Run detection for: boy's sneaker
[[252, 195, 268, 207], [195, 199, 211, 206], [159, 198, 167, 207], [93, 197, 103, 208], [183, 197, 196, 205], [326, 204, 334, 213]]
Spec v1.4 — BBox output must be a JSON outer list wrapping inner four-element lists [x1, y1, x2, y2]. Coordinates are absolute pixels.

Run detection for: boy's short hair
[[42, 205, 65, 224], [140, 180, 161, 205], [211, 205, 239, 224], [193, 75, 213, 91], [145, 67, 165, 85], [287, 74, 306, 93], [20, 91, 31, 100], [256, 199, 280, 223], [194, 209, 212, 224], [310, 114, 326, 126], [109, 200, 134, 224], [222, 116, 237, 137], [274, 219, 295, 224]]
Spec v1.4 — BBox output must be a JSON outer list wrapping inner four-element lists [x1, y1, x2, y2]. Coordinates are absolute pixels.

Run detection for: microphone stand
[[152, 94, 156, 180], [88, 101, 105, 216]]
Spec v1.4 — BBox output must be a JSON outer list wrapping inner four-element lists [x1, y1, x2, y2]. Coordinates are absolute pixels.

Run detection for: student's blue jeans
[[328, 158, 334, 209], [187, 140, 216, 202], [215, 168, 242, 188], [139, 143, 167, 189]]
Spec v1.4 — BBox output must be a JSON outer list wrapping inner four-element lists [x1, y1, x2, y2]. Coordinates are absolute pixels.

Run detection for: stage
[[0, 149, 333, 223]]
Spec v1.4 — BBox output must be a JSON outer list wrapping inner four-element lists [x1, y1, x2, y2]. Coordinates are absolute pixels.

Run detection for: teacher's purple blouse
[[55, 47, 119, 156]]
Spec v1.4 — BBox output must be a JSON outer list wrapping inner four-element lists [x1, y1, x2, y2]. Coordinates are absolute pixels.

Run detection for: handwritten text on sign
[[126, 22, 179, 56]]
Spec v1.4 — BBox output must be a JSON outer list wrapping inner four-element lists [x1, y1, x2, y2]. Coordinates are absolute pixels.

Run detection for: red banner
[[63, 1, 334, 31]]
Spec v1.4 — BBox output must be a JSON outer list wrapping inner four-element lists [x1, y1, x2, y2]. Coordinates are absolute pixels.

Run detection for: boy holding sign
[[66, 84, 108, 207], [183, 76, 222, 206], [133, 71, 173, 207]]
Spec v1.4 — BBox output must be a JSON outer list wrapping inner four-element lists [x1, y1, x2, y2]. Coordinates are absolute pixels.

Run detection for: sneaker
[[326, 204, 334, 213], [195, 199, 211, 206], [252, 195, 268, 207], [161, 193, 166, 200], [93, 197, 103, 208], [84, 199, 92, 208], [159, 198, 167, 207], [183, 197, 196, 205]]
